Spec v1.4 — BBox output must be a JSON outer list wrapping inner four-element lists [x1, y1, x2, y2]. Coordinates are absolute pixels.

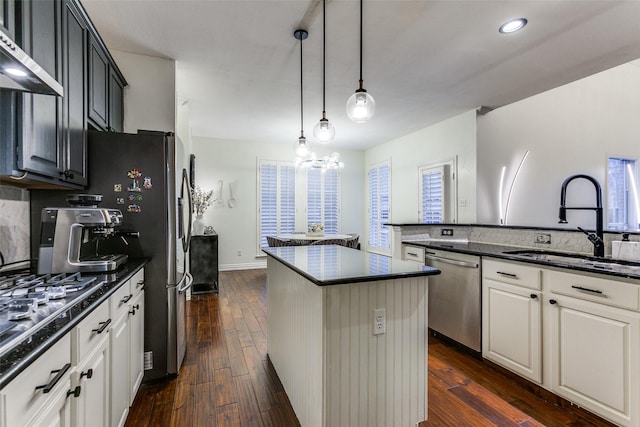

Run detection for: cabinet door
[[88, 36, 109, 130], [61, 0, 87, 186], [0, 0, 14, 36], [26, 378, 73, 427], [109, 68, 124, 133], [16, 0, 63, 179], [482, 278, 542, 383], [549, 295, 640, 426], [73, 338, 110, 427], [129, 290, 145, 404], [110, 313, 130, 427]]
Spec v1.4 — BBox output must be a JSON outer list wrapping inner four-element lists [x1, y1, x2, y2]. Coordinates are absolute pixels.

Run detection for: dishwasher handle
[[425, 254, 479, 269]]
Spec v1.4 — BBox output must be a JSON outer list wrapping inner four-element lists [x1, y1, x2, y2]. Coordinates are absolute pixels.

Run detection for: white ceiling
[[80, 0, 640, 150]]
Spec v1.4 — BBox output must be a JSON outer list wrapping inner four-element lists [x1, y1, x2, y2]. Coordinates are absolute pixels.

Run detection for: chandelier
[[295, 152, 344, 170]]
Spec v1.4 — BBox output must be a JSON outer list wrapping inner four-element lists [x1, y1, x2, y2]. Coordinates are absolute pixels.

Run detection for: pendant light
[[312, 0, 335, 143], [346, 0, 375, 123], [294, 29, 310, 157]]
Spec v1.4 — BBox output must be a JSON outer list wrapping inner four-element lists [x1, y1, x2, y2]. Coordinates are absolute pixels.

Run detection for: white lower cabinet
[[1, 267, 145, 427], [547, 271, 640, 427], [483, 278, 542, 383], [110, 268, 145, 427], [110, 312, 130, 427], [482, 258, 640, 427], [72, 335, 110, 427], [0, 335, 73, 427], [129, 289, 145, 403]]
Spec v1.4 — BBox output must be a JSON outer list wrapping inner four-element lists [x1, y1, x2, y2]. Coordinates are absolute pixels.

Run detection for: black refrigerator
[[31, 130, 193, 381]]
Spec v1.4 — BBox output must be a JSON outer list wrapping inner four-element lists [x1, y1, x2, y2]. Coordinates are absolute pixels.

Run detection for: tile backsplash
[[399, 224, 632, 257], [0, 186, 30, 265]]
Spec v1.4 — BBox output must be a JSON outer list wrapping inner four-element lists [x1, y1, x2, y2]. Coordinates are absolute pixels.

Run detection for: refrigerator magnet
[[114, 184, 122, 192], [127, 204, 142, 213], [116, 198, 125, 205], [143, 177, 152, 189], [127, 194, 143, 202]]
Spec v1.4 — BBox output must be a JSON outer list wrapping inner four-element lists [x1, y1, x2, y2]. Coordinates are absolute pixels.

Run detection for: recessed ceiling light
[[499, 18, 528, 34], [4, 67, 27, 77]]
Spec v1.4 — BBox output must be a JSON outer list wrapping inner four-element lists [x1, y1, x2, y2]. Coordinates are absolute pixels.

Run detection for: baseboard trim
[[220, 261, 266, 271]]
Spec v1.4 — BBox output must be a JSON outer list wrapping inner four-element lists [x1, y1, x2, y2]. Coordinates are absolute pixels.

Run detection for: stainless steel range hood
[[0, 28, 63, 96]]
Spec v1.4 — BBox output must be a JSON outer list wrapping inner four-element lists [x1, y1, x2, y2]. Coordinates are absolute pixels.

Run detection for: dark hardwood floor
[[125, 269, 616, 427]]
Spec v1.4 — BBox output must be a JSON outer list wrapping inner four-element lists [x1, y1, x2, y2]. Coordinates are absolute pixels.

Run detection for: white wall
[[191, 136, 365, 269], [110, 50, 176, 133], [477, 60, 640, 230], [364, 110, 478, 224]]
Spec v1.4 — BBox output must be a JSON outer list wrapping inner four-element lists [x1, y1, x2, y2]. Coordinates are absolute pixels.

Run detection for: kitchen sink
[[502, 250, 640, 275]]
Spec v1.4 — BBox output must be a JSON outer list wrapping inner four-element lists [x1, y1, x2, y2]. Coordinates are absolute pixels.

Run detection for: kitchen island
[[263, 245, 440, 427]]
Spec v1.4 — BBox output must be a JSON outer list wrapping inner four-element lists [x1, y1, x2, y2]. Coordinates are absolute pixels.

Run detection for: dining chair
[[345, 233, 360, 249], [310, 239, 349, 246]]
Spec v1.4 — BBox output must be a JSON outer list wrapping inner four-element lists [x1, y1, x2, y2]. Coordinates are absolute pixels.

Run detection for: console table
[[190, 233, 219, 294]]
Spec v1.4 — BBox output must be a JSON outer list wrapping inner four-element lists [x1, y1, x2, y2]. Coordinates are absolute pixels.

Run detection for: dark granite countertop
[[403, 240, 640, 280], [263, 245, 440, 286], [0, 258, 148, 389]]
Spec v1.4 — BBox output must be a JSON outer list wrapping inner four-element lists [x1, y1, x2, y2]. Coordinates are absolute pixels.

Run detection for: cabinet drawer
[[0, 334, 71, 427], [547, 269, 640, 311], [130, 268, 145, 297], [402, 245, 425, 264], [73, 300, 110, 364], [483, 258, 541, 290], [110, 281, 133, 320]]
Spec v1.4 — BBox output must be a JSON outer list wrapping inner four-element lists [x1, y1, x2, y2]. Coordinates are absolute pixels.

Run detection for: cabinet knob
[[129, 308, 136, 316], [530, 294, 537, 299], [80, 369, 93, 379], [549, 299, 557, 305]]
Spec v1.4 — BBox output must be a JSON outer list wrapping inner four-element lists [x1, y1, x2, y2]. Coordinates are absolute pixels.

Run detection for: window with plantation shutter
[[367, 161, 390, 252], [258, 160, 296, 250], [419, 159, 457, 224], [420, 165, 445, 223], [306, 168, 339, 234]]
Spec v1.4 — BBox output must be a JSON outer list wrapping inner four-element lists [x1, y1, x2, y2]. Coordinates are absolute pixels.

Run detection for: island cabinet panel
[[266, 257, 429, 427], [324, 277, 427, 427]]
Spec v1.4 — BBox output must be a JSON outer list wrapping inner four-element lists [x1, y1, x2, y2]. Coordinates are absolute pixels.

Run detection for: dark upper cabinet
[[0, 0, 15, 36], [62, 0, 87, 186], [109, 67, 124, 133], [16, 0, 63, 181], [0, 0, 124, 188], [88, 32, 126, 133], [88, 36, 108, 130]]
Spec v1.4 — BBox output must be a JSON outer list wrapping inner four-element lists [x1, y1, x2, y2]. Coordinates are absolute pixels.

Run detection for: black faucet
[[558, 174, 604, 257]]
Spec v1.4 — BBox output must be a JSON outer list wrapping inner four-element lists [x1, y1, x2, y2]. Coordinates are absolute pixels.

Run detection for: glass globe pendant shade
[[313, 117, 335, 143], [346, 89, 375, 123], [295, 135, 309, 157]]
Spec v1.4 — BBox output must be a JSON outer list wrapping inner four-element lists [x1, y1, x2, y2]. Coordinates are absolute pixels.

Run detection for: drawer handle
[[92, 319, 112, 334], [80, 369, 93, 379], [35, 363, 71, 393], [549, 299, 557, 305], [136, 280, 145, 289], [66, 386, 81, 399], [530, 294, 538, 299], [121, 294, 132, 304], [407, 252, 418, 257], [571, 285, 603, 295], [497, 271, 518, 279]]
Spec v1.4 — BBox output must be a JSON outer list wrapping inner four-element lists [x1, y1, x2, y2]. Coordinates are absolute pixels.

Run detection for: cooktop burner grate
[[0, 270, 105, 355]]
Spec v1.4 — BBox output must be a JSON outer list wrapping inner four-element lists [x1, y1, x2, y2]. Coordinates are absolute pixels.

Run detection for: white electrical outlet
[[373, 308, 386, 335]]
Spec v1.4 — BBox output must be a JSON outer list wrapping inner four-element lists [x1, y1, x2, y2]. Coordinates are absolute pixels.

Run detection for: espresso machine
[[37, 195, 129, 274]]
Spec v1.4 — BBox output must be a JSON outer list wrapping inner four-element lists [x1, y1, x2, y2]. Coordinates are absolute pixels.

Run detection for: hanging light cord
[[322, 0, 327, 115], [299, 32, 304, 137], [358, 0, 364, 90]]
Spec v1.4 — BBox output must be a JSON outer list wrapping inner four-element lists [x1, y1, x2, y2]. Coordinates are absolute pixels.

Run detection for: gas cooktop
[[0, 271, 105, 355]]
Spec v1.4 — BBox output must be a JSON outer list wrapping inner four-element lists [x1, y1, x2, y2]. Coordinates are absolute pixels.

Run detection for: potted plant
[[191, 185, 214, 235]]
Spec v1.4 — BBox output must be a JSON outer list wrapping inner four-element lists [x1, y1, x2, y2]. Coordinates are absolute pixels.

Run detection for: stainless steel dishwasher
[[425, 248, 481, 352]]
